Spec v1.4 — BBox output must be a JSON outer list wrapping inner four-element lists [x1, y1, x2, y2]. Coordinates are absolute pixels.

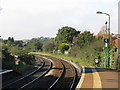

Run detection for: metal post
[[96, 11, 111, 68], [105, 21, 108, 68], [108, 15, 110, 68]]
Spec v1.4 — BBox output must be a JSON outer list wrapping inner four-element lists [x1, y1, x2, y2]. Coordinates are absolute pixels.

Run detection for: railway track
[[2, 56, 52, 89], [2, 55, 81, 90], [55, 60, 77, 89], [46, 56, 79, 90]]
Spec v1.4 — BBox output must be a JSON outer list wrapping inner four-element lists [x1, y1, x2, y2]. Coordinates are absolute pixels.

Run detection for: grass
[[30, 52, 93, 67]]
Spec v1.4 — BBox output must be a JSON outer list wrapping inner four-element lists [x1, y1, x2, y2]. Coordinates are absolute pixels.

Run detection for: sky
[[0, 0, 119, 40]]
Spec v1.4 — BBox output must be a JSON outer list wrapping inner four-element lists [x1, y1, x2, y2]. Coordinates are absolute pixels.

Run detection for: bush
[[16, 61, 29, 72], [69, 46, 79, 57], [75, 31, 96, 48], [69, 39, 104, 66], [19, 54, 36, 65], [42, 42, 55, 52], [58, 43, 69, 54]]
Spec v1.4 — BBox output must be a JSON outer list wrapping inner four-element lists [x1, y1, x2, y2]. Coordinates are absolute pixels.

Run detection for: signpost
[[104, 39, 109, 43], [104, 38, 110, 68]]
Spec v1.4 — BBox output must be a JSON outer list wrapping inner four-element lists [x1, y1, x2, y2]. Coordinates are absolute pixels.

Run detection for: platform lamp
[[96, 11, 110, 68]]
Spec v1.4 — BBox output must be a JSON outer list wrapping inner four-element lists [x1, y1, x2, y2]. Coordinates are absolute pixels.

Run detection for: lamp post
[[96, 11, 110, 68]]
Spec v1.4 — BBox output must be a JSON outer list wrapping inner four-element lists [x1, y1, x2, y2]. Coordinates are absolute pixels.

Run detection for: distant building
[[114, 39, 120, 49], [22, 39, 30, 46], [22, 39, 30, 44], [112, 34, 120, 53], [112, 34, 120, 39]]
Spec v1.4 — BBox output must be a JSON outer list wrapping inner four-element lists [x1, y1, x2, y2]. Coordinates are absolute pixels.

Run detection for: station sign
[[104, 39, 109, 43]]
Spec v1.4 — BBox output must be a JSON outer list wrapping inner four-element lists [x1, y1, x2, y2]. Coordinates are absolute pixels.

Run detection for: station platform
[[76, 66, 119, 89], [0, 69, 13, 75]]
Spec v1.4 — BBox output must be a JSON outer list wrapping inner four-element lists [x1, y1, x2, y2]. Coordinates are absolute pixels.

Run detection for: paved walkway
[[76, 66, 119, 90]]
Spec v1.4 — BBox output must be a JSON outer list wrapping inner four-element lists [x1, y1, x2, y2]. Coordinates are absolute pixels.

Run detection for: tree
[[75, 31, 95, 48], [10, 46, 28, 56], [42, 42, 55, 52], [26, 39, 43, 51], [2, 45, 14, 61], [58, 43, 69, 54], [96, 26, 115, 45], [6, 37, 15, 47], [8, 37, 11, 41], [11, 37, 14, 42], [15, 41, 24, 47], [8, 37, 14, 42], [96, 26, 107, 40], [38, 37, 54, 43], [55, 26, 80, 45]]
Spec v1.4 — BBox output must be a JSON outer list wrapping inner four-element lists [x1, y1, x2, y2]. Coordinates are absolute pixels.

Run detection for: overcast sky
[[0, 0, 119, 40]]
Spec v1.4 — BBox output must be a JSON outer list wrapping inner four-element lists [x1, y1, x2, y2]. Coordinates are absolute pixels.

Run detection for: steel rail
[[54, 57, 78, 89], [2, 58, 45, 88], [18, 59, 53, 90], [70, 65, 77, 90], [46, 56, 78, 90], [48, 60, 65, 90]]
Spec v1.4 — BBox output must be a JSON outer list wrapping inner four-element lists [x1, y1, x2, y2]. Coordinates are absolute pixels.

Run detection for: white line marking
[[91, 67, 102, 89], [76, 66, 85, 89]]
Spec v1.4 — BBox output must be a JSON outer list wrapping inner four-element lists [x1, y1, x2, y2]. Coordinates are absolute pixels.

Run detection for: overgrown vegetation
[[55, 26, 80, 45], [2, 26, 120, 70], [30, 52, 93, 67], [2, 37, 36, 73], [58, 43, 69, 54]]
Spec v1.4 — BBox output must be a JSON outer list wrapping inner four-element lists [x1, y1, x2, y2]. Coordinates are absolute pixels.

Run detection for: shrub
[[42, 42, 55, 52], [58, 43, 69, 54]]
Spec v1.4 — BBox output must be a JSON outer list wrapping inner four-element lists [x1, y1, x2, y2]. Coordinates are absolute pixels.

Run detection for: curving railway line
[[2, 55, 81, 90]]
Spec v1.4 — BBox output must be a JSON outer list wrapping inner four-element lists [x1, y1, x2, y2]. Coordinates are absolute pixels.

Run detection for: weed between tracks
[[30, 52, 93, 67]]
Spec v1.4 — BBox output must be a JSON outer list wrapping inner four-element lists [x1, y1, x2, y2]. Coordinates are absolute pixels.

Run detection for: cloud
[[0, 0, 119, 39]]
